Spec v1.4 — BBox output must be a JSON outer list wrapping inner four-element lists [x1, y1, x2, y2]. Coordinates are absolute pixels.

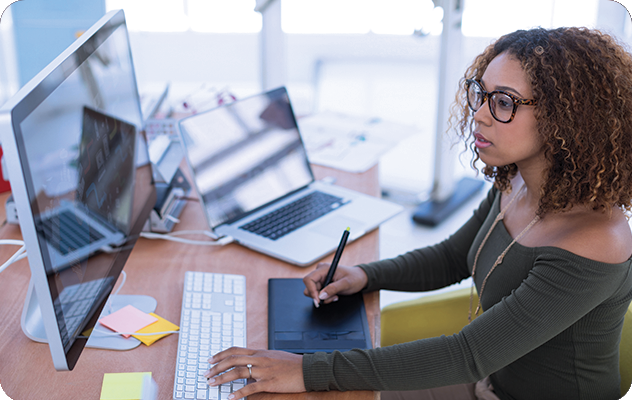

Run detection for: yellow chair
[[380, 288, 632, 398], [620, 303, 632, 397]]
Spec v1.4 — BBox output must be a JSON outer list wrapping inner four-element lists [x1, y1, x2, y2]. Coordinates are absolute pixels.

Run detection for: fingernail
[[228, 394, 235, 400], [332, 296, 339, 302], [204, 371, 210, 379], [207, 378, 216, 385], [313, 298, 320, 308], [319, 292, 328, 300]]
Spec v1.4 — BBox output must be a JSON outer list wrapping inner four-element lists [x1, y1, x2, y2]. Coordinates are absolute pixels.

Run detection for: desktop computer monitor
[[0, 10, 156, 371]]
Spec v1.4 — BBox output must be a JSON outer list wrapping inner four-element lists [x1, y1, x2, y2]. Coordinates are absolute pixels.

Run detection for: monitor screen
[[0, 10, 156, 371]]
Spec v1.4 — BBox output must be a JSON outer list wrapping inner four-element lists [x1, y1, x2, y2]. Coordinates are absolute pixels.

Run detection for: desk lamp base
[[412, 177, 485, 227]]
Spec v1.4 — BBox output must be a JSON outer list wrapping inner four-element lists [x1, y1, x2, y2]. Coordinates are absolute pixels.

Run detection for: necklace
[[468, 185, 540, 323]]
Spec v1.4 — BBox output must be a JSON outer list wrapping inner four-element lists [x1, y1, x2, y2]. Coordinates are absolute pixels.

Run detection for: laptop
[[36, 107, 137, 272], [178, 87, 403, 266]]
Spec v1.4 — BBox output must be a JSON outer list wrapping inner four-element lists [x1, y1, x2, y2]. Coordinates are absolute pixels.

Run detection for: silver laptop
[[178, 87, 403, 266]]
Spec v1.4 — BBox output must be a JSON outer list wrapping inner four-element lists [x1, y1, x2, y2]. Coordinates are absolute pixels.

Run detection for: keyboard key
[[239, 191, 346, 240]]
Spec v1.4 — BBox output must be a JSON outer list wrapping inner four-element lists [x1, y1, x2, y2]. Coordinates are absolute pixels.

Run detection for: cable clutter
[[0, 239, 27, 273], [139, 230, 234, 246]]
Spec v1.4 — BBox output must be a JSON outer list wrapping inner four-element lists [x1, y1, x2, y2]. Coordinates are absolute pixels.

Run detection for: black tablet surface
[[268, 278, 372, 353]]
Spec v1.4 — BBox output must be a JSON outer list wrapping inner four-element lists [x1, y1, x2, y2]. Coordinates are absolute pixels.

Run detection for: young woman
[[204, 27, 632, 400]]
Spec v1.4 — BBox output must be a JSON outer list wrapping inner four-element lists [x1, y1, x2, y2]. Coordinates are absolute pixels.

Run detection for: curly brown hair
[[454, 27, 632, 217]]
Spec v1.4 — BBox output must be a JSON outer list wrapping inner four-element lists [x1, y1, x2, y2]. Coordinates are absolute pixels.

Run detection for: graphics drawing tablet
[[268, 278, 372, 354]]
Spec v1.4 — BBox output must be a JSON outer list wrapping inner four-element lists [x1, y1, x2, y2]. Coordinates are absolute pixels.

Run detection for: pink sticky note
[[99, 305, 158, 338]]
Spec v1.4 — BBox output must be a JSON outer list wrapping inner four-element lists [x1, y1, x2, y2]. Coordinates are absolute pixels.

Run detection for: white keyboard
[[173, 271, 247, 400]]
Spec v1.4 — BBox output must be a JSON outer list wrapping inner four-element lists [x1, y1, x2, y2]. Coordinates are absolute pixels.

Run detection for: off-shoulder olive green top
[[303, 188, 632, 400]]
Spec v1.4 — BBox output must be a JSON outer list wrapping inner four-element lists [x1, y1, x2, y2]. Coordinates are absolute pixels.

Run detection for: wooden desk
[[0, 165, 381, 400]]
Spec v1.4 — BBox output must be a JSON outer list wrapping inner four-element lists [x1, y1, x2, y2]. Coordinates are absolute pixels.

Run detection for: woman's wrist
[[354, 265, 370, 291]]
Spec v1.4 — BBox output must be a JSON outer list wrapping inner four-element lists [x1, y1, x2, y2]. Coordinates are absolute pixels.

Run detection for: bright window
[[281, 0, 442, 35], [282, 0, 370, 34], [106, 0, 601, 36], [188, 0, 261, 33], [461, 0, 600, 37], [105, 0, 261, 33], [106, 0, 189, 32], [369, 0, 442, 35]]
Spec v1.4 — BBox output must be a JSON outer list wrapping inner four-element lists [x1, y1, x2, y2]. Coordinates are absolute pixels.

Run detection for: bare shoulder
[[546, 207, 632, 264]]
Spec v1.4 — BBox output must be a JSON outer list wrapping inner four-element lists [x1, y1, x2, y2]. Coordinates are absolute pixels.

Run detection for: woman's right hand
[[303, 263, 368, 307]]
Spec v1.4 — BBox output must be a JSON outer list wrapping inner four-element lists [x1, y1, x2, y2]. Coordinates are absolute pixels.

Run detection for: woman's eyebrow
[[480, 79, 524, 97], [497, 85, 524, 97]]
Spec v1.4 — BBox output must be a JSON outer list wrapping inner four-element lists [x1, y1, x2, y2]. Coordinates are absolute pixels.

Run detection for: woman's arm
[[303, 251, 632, 392], [359, 187, 497, 293], [303, 187, 497, 306]]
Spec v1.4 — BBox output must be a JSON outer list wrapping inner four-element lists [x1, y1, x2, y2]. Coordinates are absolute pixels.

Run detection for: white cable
[[140, 231, 234, 246], [105, 270, 127, 314], [0, 244, 26, 274], [99, 243, 136, 253], [162, 230, 215, 238], [111, 270, 127, 299], [0, 239, 26, 246], [89, 328, 180, 337], [78, 329, 180, 339], [165, 215, 181, 224], [99, 271, 180, 336]]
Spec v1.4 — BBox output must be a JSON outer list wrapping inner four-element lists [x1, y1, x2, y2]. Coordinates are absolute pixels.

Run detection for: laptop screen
[[78, 106, 137, 233], [179, 87, 314, 228]]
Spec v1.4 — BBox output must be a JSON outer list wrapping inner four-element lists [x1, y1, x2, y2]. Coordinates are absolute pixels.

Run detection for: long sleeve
[[302, 187, 632, 400], [304, 250, 632, 399], [357, 187, 497, 293]]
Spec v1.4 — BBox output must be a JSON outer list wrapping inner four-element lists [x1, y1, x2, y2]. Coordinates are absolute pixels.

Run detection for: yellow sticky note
[[100, 372, 151, 400], [132, 313, 179, 346]]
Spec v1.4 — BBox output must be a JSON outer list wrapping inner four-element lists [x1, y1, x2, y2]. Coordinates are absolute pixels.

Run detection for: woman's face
[[472, 52, 544, 173]]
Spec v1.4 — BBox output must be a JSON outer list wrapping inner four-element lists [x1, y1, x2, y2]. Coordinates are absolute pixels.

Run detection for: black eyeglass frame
[[465, 79, 537, 123]]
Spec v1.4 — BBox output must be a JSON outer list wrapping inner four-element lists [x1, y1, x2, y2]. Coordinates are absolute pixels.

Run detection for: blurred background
[[0, 0, 631, 306]]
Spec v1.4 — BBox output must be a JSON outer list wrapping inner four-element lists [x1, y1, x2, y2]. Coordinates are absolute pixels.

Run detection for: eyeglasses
[[466, 79, 537, 123]]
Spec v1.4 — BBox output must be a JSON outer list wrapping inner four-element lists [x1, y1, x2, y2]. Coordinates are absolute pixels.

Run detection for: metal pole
[[412, 0, 484, 226], [256, 0, 286, 91]]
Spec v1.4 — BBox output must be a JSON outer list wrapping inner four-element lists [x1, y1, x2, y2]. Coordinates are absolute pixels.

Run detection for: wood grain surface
[[0, 165, 381, 400]]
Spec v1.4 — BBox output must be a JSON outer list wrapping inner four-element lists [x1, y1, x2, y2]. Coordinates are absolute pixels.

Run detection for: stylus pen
[[321, 227, 351, 303]]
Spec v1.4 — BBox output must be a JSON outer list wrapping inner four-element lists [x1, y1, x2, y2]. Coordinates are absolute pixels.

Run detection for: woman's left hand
[[204, 347, 305, 399]]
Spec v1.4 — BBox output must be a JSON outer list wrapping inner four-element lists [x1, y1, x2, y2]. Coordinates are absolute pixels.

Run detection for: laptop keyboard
[[173, 271, 247, 400], [239, 191, 345, 241], [39, 211, 104, 255]]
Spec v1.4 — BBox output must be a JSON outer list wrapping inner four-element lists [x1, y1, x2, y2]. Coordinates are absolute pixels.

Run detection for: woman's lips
[[474, 133, 492, 148]]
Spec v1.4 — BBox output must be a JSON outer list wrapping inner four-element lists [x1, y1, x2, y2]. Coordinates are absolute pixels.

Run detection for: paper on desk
[[298, 111, 419, 173], [132, 313, 180, 346], [100, 372, 157, 400], [99, 305, 158, 338]]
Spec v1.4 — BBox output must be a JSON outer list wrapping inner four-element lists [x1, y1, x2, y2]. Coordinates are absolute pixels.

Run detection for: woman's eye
[[495, 96, 513, 110]]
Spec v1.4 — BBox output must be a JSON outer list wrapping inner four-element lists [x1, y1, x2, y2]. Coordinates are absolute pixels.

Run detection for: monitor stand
[[21, 279, 157, 351]]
